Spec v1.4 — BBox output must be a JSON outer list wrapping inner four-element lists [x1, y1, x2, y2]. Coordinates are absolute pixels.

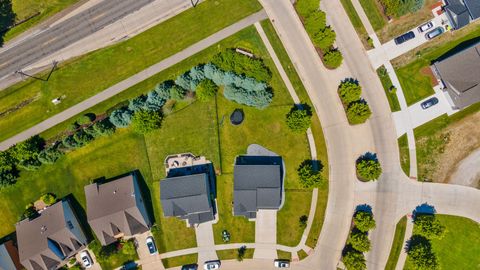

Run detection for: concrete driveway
[[74, 248, 101, 270], [195, 221, 218, 264], [253, 210, 277, 259], [134, 232, 164, 270]]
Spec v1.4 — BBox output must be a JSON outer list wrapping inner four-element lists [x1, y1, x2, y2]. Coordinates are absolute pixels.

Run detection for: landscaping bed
[[385, 216, 407, 270], [161, 254, 198, 269]]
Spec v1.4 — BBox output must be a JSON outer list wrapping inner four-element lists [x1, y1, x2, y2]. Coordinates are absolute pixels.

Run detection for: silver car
[[418, 21, 434, 32], [425, 27, 444, 40]]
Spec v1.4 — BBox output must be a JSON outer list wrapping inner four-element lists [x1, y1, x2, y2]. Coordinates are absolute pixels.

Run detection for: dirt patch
[[420, 66, 438, 86], [417, 111, 480, 183], [0, 95, 39, 119]]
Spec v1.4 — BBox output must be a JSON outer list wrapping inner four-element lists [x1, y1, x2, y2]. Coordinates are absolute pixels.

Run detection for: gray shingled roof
[[465, 0, 480, 19], [16, 200, 86, 270], [85, 173, 151, 246], [160, 173, 214, 225], [432, 42, 480, 109], [445, 0, 471, 29], [233, 156, 282, 218]]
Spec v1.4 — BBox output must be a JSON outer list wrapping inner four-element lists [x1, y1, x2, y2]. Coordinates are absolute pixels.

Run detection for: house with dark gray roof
[[0, 240, 22, 270], [15, 200, 87, 270], [444, 0, 480, 29], [85, 172, 151, 246], [160, 173, 215, 226], [233, 155, 283, 219], [431, 42, 480, 109]]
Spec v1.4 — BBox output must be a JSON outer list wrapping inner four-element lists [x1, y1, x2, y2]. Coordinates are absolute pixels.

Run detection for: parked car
[[420, 97, 439, 109], [121, 261, 138, 270], [181, 264, 198, 270], [394, 31, 415, 45], [418, 21, 434, 32], [425, 27, 444, 40], [80, 250, 93, 269], [203, 260, 221, 270], [146, 236, 157, 255], [274, 259, 290, 268]]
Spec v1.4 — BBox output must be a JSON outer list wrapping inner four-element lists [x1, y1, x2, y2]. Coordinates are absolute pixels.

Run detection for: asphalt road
[[0, 0, 154, 79]]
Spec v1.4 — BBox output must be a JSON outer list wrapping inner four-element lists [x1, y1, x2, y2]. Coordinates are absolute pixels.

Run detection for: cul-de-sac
[[0, 0, 478, 269]]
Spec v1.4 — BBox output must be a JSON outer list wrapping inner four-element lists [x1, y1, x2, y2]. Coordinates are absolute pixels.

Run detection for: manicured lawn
[[277, 191, 312, 246], [216, 248, 254, 260], [4, 0, 80, 42], [405, 215, 480, 269], [162, 254, 198, 269], [0, 0, 261, 142], [398, 134, 410, 177], [305, 186, 328, 248], [88, 239, 139, 270], [358, 0, 386, 31], [298, 249, 308, 260], [340, 0, 373, 49], [396, 60, 435, 106], [277, 250, 292, 260], [385, 216, 407, 270], [376, 66, 401, 112]]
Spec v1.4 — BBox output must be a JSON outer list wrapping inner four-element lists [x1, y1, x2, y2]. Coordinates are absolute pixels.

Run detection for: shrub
[[295, 0, 319, 17], [407, 235, 439, 270], [356, 158, 382, 181], [338, 81, 362, 105], [413, 214, 446, 239], [145, 90, 167, 111], [353, 211, 376, 232], [154, 82, 172, 100], [223, 85, 272, 109], [299, 215, 308, 228], [175, 66, 205, 90], [236, 246, 247, 262], [109, 108, 134, 128], [73, 130, 93, 146], [77, 114, 95, 125], [323, 49, 343, 69], [348, 230, 371, 252], [346, 101, 372, 124], [196, 79, 218, 102], [131, 110, 163, 134], [313, 27, 336, 51], [41, 193, 57, 205], [18, 158, 42, 171], [11, 136, 44, 162], [170, 85, 186, 101], [297, 161, 323, 188], [38, 147, 63, 165], [20, 204, 38, 220], [83, 125, 100, 138], [304, 11, 326, 34], [343, 249, 366, 270], [121, 240, 137, 256], [0, 151, 18, 188], [128, 96, 148, 112], [286, 107, 312, 133], [211, 49, 272, 82], [93, 119, 116, 136], [380, 0, 425, 17], [62, 135, 81, 149]]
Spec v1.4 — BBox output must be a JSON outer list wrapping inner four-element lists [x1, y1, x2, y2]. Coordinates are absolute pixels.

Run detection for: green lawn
[[376, 66, 401, 112], [398, 134, 410, 177], [277, 250, 292, 260], [3, 0, 80, 42], [298, 249, 308, 260], [88, 239, 139, 270], [0, 0, 261, 142], [358, 0, 386, 31], [161, 254, 198, 269], [277, 191, 312, 246], [405, 215, 480, 269], [385, 216, 407, 270], [217, 248, 254, 260], [340, 0, 373, 49]]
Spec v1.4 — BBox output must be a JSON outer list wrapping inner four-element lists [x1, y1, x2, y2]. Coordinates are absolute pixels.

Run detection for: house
[[160, 173, 215, 226], [0, 240, 22, 270], [85, 172, 151, 246], [431, 42, 480, 109], [233, 155, 283, 219], [444, 0, 480, 29], [15, 200, 87, 270]]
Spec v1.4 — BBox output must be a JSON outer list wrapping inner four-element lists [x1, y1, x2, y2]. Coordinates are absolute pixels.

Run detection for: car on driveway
[[146, 236, 157, 255], [181, 264, 198, 270], [80, 250, 93, 269], [418, 21, 434, 32], [420, 97, 439, 109], [204, 260, 221, 270], [394, 31, 415, 45], [274, 259, 290, 268], [425, 27, 444, 40]]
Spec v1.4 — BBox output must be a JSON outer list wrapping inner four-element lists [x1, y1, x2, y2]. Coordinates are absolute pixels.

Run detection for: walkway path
[[0, 11, 267, 151]]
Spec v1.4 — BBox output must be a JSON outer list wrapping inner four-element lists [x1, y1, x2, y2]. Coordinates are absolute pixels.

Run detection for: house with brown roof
[[0, 240, 22, 270], [85, 172, 151, 246], [15, 199, 87, 270]]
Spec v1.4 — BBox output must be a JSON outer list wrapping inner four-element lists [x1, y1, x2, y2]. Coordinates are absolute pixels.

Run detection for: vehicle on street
[[425, 27, 444, 40], [121, 261, 138, 270], [80, 250, 93, 269], [146, 236, 157, 255], [204, 260, 221, 270], [418, 21, 434, 32], [420, 97, 439, 109], [394, 31, 415, 45], [182, 264, 198, 270], [274, 259, 290, 268]]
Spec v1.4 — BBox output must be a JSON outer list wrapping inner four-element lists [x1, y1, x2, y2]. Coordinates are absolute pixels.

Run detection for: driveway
[[195, 221, 218, 264], [74, 248, 101, 270], [253, 209, 277, 259], [134, 232, 164, 270]]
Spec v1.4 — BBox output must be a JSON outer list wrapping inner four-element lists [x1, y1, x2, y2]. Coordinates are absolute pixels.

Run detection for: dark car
[[121, 261, 138, 270], [394, 31, 415, 45], [425, 27, 444, 40], [420, 97, 439, 109], [181, 264, 198, 270]]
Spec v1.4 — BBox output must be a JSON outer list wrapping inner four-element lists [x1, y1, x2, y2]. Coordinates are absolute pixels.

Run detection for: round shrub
[[170, 85, 186, 101], [353, 211, 376, 232], [313, 27, 336, 51], [338, 81, 362, 105], [196, 79, 218, 102], [348, 230, 371, 252], [38, 147, 63, 165], [109, 108, 134, 128], [356, 159, 382, 181], [343, 249, 366, 270], [41, 193, 57, 205], [286, 107, 312, 133], [323, 49, 343, 69], [413, 214, 446, 239], [297, 161, 323, 188], [93, 119, 116, 136], [131, 110, 163, 134], [346, 101, 372, 124]]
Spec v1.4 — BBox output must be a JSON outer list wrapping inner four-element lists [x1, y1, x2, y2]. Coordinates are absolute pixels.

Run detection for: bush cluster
[[407, 235, 440, 270], [338, 80, 371, 125], [297, 160, 323, 188], [380, 0, 425, 18], [286, 106, 312, 133], [356, 153, 382, 181], [212, 49, 272, 82], [343, 210, 376, 270]]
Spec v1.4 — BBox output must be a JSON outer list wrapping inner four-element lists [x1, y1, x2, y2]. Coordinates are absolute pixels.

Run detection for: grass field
[[376, 66, 401, 112], [161, 254, 198, 269], [340, 0, 373, 49], [385, 216, 407, 270], [277, 191, 312, 246], [217, 248, 254, 260], [0, 0, 261, 142], [358, 0, 386, 31], [405, 215, 480, 269], [298, 249, 308, 260], [89, 239, 139, 270], [277, 250, 292, 260], [398, 134, 410, 177], [396, 61, 435, 106]]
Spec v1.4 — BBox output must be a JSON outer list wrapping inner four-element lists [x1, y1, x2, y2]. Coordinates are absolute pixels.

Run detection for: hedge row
[[342, 210, 376, 270], [338, 80, 372, 125]]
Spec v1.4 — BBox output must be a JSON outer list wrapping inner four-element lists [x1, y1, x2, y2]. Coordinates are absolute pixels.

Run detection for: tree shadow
[[341, 77, 359, 85], [299, 159, 324, 173], [65, 194, 95, 242], [356, 152, 378, 164], [433, 37, 480, 63], [0, 0, 15, 47], [405, 234, 431, 252], [355, 204, 373, 214], [292, 103, 312, 115], [413, 203, 436, 219]]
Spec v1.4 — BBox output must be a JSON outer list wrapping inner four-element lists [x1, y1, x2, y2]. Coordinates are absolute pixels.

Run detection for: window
[[67, 221, 74, 229]]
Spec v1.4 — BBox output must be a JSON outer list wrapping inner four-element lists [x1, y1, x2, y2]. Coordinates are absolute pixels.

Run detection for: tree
[[109, 108, 134, 128], [343, 249, 366, 270], [131, 110, 163, 134], [286, 107, 312, 133], [353, 211, 376, 232], [170, 85, 186, 101], [413, 214, 446, 239], [295, 0, 319, 17], [237, 246, 247, 262], [338, 81, 362, 105], [196, 79, 218, 102], [77, 113, 95, 125], [93, 119, 116, 136], [11, 136, 44, 162], [304, 11, 326, 34], [18, 158, 42, 171], [20, 203, 38, 221], [211, 49, 272, 82], [356, 158, 382, 181], [0, 0, 15, 46], [41, 193, 57, 205], [121, 240, 137, 256], [0, 151, 18, 188], [73, 130, 93, 146], [323, 49, 343, 69], [313, 27, 336, 51], [38, 147, 64, 165], [128, 96, 148, 112], [407, 235, 439, 270], [223, 85, 272, 109], [348, 230, 371, 252], [297, 161, 323, 188], [299, 215, 308, 228], [346, 101, 372, 124]]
